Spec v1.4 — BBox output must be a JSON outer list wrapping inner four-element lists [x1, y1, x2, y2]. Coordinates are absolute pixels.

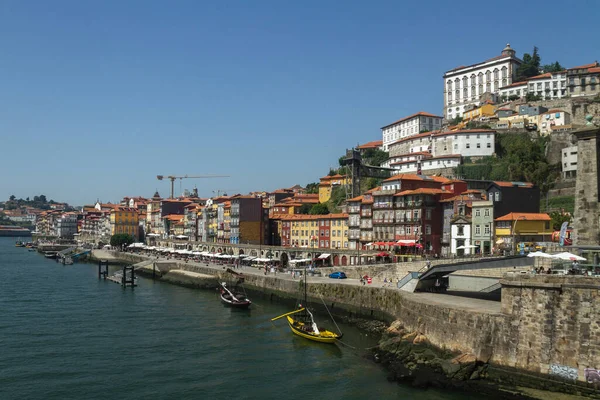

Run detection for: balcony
[[373, 202, 393, 209], [373, 189, 397, 196], [348, 220, 360, 227], [360, 211, 372, 217]]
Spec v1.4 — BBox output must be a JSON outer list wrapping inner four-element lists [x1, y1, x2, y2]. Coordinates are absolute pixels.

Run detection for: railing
[[361, 212, 372, 217], [397, 272, 420, 289]]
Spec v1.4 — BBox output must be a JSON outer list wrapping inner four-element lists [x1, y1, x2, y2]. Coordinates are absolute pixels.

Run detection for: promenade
[[94, 249, 502, 315]]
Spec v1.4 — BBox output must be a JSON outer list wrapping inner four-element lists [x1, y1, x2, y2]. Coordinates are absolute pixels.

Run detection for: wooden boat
[[219, 282, 251, 309], [272, 268, 343, 344], [44, 252, 57, 259]]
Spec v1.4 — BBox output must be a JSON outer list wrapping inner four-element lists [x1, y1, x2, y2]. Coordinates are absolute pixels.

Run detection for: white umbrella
[[456, 245, 465, 250], [552, 252, 586, 261], [527, 251, 553, 258]]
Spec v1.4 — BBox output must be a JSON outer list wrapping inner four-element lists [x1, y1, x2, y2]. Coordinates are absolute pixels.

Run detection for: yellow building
[[328, 213, 349, 249], [462, 104, 496, 122], [494, 212, 552, 250], [318, 174, 351, 203], [110, 207, 139, 239]]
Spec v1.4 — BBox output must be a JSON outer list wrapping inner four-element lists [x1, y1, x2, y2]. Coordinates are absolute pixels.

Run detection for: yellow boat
[[271, 269, 343, 344]]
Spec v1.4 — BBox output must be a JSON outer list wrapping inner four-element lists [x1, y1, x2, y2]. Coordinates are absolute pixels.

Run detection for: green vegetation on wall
[[454, 133, 559, 193]]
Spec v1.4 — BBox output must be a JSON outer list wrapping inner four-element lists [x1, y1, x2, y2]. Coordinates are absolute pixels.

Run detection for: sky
[[1, 0, 599, 206]]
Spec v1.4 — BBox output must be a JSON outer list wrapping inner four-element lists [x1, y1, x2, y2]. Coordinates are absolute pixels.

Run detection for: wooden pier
[[98, 260, 137, 288]]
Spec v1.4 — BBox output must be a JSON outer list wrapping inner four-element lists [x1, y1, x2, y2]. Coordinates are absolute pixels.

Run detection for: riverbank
[[92, 250, 600, 399]]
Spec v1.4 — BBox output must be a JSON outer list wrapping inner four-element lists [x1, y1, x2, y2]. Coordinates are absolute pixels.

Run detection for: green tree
[[526, 93, 542, 102], [110, 233, 134, 248], [39, 195, 47, 203], [9, 195, 15, 201], [542, 61, 564, 73], [305, 182, 319, 194], [508, 94, 520, 101], [363, 149, 389, 166], [298, 204, 312, 214], [516, 47, 541, 81], [309, 203, 330, 215], [549, 211, 571, 230], [449, 116, 463, 126]]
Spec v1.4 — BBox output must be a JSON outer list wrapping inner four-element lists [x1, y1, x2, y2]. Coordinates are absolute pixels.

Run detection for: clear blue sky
[[1, 0, 598, 205]]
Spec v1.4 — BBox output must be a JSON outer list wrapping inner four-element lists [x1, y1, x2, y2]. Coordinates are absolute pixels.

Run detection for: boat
[[44, 252, 58, 259], [219, 282, 251, 309], [28, 248, 36, 252], [271, 267, 343, 344], [15, 240, 25, 247]]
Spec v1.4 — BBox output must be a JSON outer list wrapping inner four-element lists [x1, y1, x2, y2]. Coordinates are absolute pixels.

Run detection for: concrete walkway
[[123, 252, 503, 317]]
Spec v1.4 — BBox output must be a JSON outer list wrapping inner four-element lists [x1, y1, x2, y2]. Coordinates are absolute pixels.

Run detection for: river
[[0, 237, 472, 399]]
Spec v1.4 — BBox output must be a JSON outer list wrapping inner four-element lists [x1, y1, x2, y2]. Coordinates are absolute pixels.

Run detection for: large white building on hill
[[443, 44, 522, 119], [381, 111, 443, 151]]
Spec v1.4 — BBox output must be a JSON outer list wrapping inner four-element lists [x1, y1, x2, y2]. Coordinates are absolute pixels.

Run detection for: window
[[484, 224, 490, 235], [494, 69, 499, 79], [425, 209, 432, 220], [475, 209, 480, 217], [406, 226, 411, 235], [495, 192, 500, 201], [489, 192, 494, 202], [475, 225, 481, 235], [466, 143, 470, 149], [320, 240, 324, 247], [425, 225, 431, 234], [457, 225, 464, 236], [454, 143, 458, 149], [320, 230, 324, 236], [487, 143, 491, 148], [337, 241, 341, 248], [484, 209, 490, 217], [477, 143, 481, 148]]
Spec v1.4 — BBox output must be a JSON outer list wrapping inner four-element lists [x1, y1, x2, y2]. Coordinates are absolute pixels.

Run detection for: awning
[[397, 240, 416, 245], [318, 253, 330, 259], [146, 233, 160, 237], [376, 252, 390, 257], [174, 235, 188, 239]]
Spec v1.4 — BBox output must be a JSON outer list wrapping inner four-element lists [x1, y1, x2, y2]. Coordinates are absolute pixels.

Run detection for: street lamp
[[512, 216, 526, 255]]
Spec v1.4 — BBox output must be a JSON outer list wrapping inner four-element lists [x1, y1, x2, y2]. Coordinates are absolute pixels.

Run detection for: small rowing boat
[[219, 282, 251, 309]]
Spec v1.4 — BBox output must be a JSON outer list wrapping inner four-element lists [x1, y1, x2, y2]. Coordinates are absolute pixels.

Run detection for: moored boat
[[15, 240, 25, 247], [271, 268, 343, 344], [219, 282, 251, 309], [44, 252, 58, 259]]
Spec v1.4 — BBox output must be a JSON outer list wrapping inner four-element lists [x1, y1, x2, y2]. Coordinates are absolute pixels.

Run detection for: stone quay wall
[[100, 251, 600, 386]]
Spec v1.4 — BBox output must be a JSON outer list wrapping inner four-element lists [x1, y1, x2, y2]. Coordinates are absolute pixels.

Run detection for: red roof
[[568, 62, 599, 70], [394, 188, 446, 197], [495, 212, 550, 222], [357, 140, 383, 149], [499, 81, 528, 89], [527, 73, 552, 80], [492, 181, 534, 188], [589, 67, 600, 73], [381, 112, 442, 129]]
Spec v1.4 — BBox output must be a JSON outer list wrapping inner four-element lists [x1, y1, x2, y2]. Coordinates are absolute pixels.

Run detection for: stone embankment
[[94, 251, 600, 398]]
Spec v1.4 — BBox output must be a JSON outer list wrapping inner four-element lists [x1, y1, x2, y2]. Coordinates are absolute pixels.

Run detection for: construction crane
[[157, 175, 230, 199]]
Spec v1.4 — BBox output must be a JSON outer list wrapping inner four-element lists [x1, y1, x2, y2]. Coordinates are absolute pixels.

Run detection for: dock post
[[122, 265, 136, 288], [98, 260, 109, 279], [152, 262, 156, 279]]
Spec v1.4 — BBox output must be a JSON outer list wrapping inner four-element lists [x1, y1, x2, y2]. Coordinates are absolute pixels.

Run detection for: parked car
[[328, 271, 347, 279]]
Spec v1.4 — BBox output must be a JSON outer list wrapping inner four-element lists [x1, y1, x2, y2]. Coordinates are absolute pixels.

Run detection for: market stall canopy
[[376, 252, 390, 257], [318, 253, 330, 259], [552, 252, 586, 261], [527, 251, 553, 258]]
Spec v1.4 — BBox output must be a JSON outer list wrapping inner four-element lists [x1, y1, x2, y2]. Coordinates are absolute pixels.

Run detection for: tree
[[305, 182, 319, 194], [549, 211, 571, 231], [508, 94, 520, 101], [526, 93, 542, 102], [542, 61, 564, 73], [449, 116, 463, 126], [39, 195, 47, 203], [363, 149, 389, 166], [309, 203, 330, 215], [298, 204, 312, 214], [9, 195, 15, 201], [110, 233, 134, 248], [516, 47, 541, 81]]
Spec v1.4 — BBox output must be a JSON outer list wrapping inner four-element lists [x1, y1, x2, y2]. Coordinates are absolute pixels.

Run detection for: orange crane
[[157, 175, 230, 199]]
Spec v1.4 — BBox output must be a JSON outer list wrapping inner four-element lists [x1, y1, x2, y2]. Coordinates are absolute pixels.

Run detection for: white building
[[497, 81, 528, 100], [562, 145, 578, 179], [386, 129, 495, 175], [450, 216, 472, 255], [526, 72, 568, 100], [443, 44, 521, 119], [56, 213, 78, 239], [538, 109, 571, 136], [381, 111, 442, 151]]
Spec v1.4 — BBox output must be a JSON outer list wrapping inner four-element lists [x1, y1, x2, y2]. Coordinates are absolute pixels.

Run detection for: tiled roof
[[164, 214, 184, 221], [394, 188, 446, 196], [495, 212, 551, 222], [445, 53, 521, 75], [589, 67, 600, 73], [357, 140, 383, 149], [527, 73, 552, 80], [492, 181, 534, 188], [347, 195, 363, 202], [383, 173, 424, 182], [499, 81, 528, 89], [568, 62, 599, 70], [381, 112, 442, 129]]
